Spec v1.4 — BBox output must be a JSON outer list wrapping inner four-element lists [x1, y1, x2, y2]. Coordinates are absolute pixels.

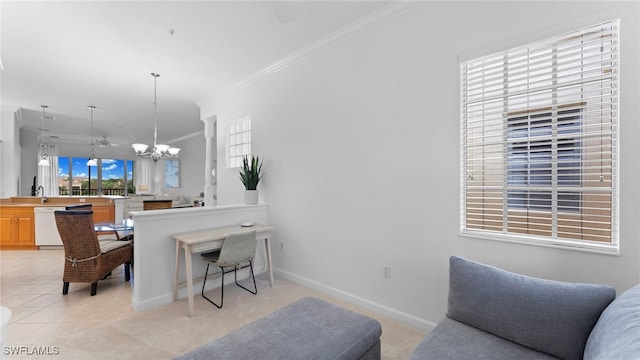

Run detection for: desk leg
[[173, 241, 180, 301], [184, 244, 195, 317], [264, 237, 273, 287]]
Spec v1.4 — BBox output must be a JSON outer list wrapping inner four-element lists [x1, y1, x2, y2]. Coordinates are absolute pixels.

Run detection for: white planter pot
[[244, 190, 259, 205]]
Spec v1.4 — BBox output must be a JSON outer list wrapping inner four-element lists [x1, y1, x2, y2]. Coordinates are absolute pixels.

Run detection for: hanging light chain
[[152, 72, 159, 149], [39, 105, 49, 162], [131, 72, 180, 163], [87, 106, 97, 166]]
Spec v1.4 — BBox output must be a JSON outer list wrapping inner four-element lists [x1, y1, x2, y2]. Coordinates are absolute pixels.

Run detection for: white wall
[[19, 128, 37, 196], [202, 1, 640, 329], [141, 134, 206, 202], [0, 107, 22, 197], [164, 133, 205, 203]]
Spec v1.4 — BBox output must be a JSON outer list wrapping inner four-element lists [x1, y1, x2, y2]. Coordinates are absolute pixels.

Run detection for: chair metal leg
[[90, 282, 97, 296], [62, 282, 69, 295], [234, 261, 257, 295], [124, 263, 131, 281], [201, 263, 223, 308]]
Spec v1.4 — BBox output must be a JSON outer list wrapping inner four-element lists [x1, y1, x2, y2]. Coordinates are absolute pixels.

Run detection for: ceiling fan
[[95, 135, 120, 147]]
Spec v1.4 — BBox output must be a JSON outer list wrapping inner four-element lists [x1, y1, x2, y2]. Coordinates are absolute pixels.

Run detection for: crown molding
[[221, 1, 425, 96], [168, 129, 204, 144]]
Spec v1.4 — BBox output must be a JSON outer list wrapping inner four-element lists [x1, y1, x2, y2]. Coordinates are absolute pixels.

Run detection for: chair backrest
[[218, 231, 257, 266], [54, 210, 101, 258], [65, 203, 93, 211], [143, 200, 173, 210]]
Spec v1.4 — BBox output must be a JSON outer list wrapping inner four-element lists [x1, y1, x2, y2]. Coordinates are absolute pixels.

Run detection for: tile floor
[[1, 249, 426, 359]]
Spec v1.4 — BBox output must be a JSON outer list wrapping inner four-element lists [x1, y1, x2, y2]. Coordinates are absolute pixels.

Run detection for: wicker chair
[[64, 203, 93, 211], [63, 203, 127, 241], [54, 210, 132, 296]]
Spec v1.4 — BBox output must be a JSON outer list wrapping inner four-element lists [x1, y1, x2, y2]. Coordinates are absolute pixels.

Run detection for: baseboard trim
[[274, 267, 436, 332]]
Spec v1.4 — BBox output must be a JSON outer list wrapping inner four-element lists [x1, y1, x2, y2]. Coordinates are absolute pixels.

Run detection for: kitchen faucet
[[37, 185, 47, 203]]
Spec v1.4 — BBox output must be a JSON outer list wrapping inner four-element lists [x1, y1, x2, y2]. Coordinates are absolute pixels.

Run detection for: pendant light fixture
[[132, 73, 180, 164], [38, 105, 50, 167], [87, 106, 98, 167]]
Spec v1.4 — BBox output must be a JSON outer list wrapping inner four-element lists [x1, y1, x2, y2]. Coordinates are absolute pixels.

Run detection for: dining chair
[[64, 203, 93, 211], [65, 203, 126, 241], [201, 231, 258, 308], [54, 210, 133, 296]]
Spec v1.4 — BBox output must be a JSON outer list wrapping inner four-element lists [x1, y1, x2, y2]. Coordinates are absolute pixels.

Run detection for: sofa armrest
[[584, 284, 640, 359], [447, 256, 615, 360]]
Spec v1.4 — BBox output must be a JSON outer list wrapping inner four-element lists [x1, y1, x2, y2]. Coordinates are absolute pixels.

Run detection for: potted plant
[[239, 155, 263, 205]]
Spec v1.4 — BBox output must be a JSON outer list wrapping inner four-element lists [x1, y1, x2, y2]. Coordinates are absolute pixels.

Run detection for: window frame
[[460, 20, 619, 254], [227, 116, 252, 169]]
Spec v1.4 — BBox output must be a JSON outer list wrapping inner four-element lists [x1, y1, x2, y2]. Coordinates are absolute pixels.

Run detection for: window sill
[[460, 229, 620, 256]]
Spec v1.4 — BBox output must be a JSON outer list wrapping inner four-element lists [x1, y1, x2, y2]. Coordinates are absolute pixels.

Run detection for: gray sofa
[[410, 256, 640, 360], [176, 296, 382, 360]]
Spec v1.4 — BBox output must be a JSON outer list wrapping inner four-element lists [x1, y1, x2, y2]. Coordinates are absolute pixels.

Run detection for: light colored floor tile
[[1, 294, 42, 308], [1, 249, 426, 359]]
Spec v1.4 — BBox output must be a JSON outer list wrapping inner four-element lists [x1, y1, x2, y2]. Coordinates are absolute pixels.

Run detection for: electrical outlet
[[383, 265, 391, 279]]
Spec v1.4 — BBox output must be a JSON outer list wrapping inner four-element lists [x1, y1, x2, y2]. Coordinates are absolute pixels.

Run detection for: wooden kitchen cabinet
[[92, 205, 115, 224], [0, 207, 35, 249], [0, 198, 115, 250]]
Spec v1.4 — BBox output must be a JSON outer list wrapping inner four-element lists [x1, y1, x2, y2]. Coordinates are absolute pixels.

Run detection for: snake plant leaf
[[239, 155, 263, 190]]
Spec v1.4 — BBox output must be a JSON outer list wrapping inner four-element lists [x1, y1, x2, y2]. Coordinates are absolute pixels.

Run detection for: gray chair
[[201, 231, 257, 308]]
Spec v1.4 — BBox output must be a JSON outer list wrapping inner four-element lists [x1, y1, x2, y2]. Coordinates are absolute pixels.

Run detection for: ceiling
[[1, 1, 389, 148]]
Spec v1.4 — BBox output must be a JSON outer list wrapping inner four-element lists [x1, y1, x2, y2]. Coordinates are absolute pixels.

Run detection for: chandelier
[[38, 105, 50, 167], [87, 106, 98, 167], [132, 73, 180, 163]]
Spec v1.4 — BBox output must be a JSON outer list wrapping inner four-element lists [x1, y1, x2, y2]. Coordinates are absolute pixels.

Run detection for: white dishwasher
[[35, 207, 65, 247]]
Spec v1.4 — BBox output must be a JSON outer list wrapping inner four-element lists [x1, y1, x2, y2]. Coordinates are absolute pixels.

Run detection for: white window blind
[[228, 116, 252, 168], [460, 20, 619, 251]]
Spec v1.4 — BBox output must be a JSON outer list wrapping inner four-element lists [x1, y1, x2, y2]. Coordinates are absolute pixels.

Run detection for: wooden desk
[[172, 224, 273, 317]]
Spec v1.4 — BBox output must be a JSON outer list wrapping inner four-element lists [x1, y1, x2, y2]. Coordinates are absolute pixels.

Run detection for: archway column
[[202, 116, 216, 206]]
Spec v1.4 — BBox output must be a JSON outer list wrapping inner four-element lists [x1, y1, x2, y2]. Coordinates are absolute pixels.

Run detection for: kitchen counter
[[1, 197, 116, 249], [2, 196, 120, 205]]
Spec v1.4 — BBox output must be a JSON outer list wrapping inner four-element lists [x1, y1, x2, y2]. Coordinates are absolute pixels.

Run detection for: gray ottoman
[[175, 296, 382, 360]]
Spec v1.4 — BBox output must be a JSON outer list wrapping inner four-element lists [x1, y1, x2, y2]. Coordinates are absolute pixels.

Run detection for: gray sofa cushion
[[175, 296, 382, 360], [447, 256, 615, 360], [584, 283, 640, 360], [409, 317, 560, 360]]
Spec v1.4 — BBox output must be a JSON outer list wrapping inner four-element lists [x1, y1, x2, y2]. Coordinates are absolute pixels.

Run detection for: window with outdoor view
[[460, 20, 619, 252], [58, 157, 134, 196]]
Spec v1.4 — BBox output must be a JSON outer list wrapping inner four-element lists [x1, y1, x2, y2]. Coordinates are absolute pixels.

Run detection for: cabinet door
[[15, 210, 34, 246], [0, 213, 13, 245], [93, 206, 114, 224], [0, 208, 35, 249]]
